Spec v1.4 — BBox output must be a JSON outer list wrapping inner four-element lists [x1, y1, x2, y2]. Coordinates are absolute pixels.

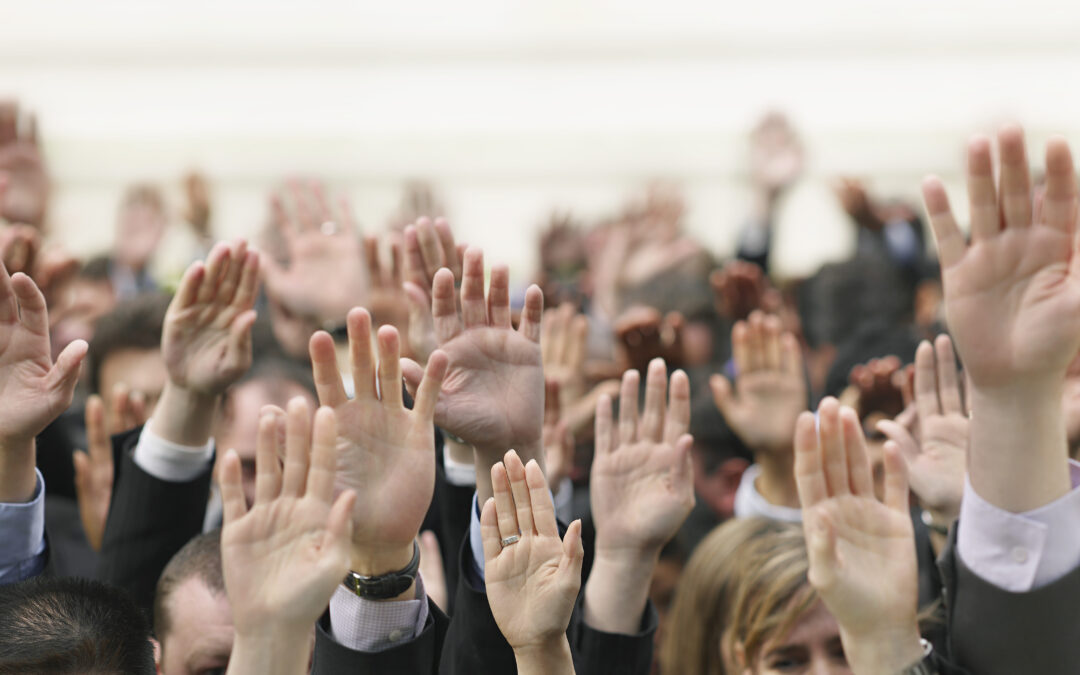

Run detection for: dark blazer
[[311, 598, 450, 675], [439, 529, 659, 675], [96, 426, 213, 619], [939, 523, 1080, 675]]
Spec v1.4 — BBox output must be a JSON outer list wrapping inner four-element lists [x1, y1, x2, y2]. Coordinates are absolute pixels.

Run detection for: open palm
[[163, 240, 259, 395], [308, 308, 448, 560], [795, 398, 918, 644], [0, 265, 85, 444], [221, 402, 356, 635], [924, 129, 1080, 389], [481, 452, 583, 651], [592, 358, 694, 554], [403, 247, 545, 454]]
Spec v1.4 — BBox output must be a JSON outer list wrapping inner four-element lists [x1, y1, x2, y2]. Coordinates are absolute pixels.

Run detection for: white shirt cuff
[[328, 572, 429, 652], [132, 421, 215, 482], [733, 463, 803, 523], [957, 460, 1080, 592], [442, 442, 476, 487]]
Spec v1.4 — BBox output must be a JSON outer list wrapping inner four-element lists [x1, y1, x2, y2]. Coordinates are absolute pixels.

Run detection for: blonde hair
[[660, 518, 814, 675]]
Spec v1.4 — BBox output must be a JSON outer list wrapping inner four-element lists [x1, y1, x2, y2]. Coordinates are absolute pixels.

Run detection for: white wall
[[2, 0, 1078, 278]]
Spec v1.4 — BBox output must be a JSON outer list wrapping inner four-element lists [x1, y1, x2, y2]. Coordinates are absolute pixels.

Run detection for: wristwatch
[[896, 639, 937, 675], [342, 541, 420, 600]]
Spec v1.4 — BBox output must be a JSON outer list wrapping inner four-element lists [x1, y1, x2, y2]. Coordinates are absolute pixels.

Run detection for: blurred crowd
[[0, 98, 1075, 675]]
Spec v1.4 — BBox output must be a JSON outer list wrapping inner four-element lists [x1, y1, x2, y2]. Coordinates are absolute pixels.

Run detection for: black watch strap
[[342, 541, 421, 600]]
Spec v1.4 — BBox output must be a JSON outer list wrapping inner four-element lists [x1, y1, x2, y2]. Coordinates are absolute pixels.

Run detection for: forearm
[[840, 626, 924, 675], [969, 384, 1071, 512], [583, 550, 656, 634], [227, 629, 311, 675], [474, 440, 544, 505], [0, 438, 36, 503], [514, 636, 576, 675], [149, 381, 220, 447]]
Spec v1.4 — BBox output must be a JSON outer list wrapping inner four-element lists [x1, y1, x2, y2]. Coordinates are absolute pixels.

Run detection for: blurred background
[[3, 0, 1076, 278]]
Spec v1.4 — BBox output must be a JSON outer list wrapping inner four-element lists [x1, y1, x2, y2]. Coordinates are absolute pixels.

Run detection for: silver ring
[[320, 220, 339, 235], [500, 534, 520, 547]]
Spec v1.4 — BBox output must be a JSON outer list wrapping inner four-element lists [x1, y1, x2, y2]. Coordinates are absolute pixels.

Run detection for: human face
[[752, 601, 850, 675], [215, 377, 317, 507], [158, 576, 233, 675], [98, 348, 167, 428]]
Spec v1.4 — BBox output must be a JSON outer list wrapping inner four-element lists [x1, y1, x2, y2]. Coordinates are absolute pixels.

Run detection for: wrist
[[349, 541, 415, 579], [0, 438, 37, 503], [840, 625, 924, 675], [150, 381, 220, 447], [230, 625, 311, 675], [968, 384, 1071, 512], [583, 548, 657, 635], [512, 634, 573, 668]]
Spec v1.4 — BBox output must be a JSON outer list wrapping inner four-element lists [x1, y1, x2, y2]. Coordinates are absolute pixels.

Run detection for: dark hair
[[0, 576, 155, 674], [86, 293, 170, 395], [153, 531, 224, 641], [79, 255, 114, 283]]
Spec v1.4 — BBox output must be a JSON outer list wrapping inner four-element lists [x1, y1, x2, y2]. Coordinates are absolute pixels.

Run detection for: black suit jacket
[[96, 426, 214, 620], [440, 528, 658, 675], [939, 522, 1080, 675]]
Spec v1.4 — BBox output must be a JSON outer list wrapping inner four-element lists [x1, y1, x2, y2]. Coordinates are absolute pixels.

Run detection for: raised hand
[[482, 450, 582, 674], [73, 386, 148, 551], [401, 246, 546, 504], [153, 240, 259, 447], [709, 260, 781, 321], [586, 358, 694, 634], [163, 240, 259, 396], [363, 233, 410, 340], [542, 379, 575, 496], [308, 309, 448, 576], [542, 303, 620, 437], [0, 103, 49, 226], [220, 400, 356, 675], [794, 398, 923, 675], [0, 260, 87, 502], [878, 335, 968, 526], [261, 181, 367, 326], [922, 125, 1078, 510], [401, 216, 465, 364], [845, 356, 905, 420], [711, 311, 806, 456]]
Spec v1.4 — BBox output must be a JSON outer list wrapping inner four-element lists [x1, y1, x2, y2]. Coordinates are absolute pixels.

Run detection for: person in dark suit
[[97, 239, 261, 618], [921, 125, 1080, 675]]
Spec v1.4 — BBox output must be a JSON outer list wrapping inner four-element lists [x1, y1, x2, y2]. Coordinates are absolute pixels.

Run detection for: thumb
[[560, 519, 585, 583], [47, 339, 88, 407], [709, 373, 737, 416]]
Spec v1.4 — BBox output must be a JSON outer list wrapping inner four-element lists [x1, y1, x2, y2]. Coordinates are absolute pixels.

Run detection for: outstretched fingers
[[921, 177, 966, 269], [309, 331, 348, 408], [794, 411, 827, 508], [1044, 137, 1079, 235]]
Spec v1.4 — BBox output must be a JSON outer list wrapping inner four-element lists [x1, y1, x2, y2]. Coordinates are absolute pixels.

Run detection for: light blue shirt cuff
[[469, 493, 486, 585], [0, 469, 47, 585], [328, 572, 429, 652]]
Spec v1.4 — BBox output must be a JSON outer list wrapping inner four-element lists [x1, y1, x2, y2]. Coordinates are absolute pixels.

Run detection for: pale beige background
[[1, 0, 1075, 279]]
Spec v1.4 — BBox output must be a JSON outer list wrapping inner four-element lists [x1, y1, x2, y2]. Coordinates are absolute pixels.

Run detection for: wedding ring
[[320, 220, 339, 235], [500, 534, 521, 547]]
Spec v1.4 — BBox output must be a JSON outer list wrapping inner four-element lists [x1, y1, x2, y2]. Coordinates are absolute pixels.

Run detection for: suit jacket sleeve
[[939, 522, 1080, 675], [568, 592, 658, 675], [96, 426, 213, 618], [312, 597, 448, 675]]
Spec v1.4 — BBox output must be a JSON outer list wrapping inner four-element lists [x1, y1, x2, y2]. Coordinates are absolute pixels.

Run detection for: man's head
[[153, 531, 233, 675], [87, 293, 170, 427], [215, 357, 317, 506], [0, 576, 155, 674]]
